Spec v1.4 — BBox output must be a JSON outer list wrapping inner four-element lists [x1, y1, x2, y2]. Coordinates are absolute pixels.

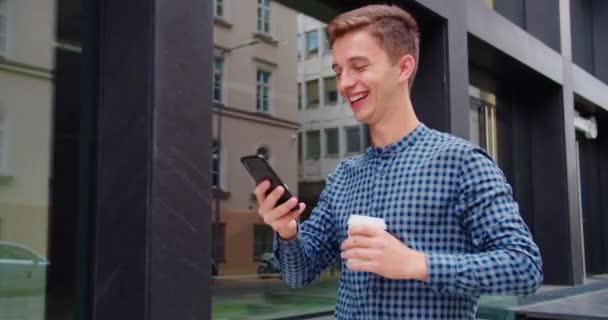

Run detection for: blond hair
[[326, 5, 420, 88]]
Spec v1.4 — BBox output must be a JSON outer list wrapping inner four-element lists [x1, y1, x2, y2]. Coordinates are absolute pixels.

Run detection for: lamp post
[[212, 39, 260, 275]]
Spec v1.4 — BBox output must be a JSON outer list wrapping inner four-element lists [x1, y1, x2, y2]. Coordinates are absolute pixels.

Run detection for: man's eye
[[355, 65, 367, 71]]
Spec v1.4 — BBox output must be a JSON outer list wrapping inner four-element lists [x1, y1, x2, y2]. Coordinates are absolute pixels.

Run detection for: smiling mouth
[[349, 91, 369, 103]]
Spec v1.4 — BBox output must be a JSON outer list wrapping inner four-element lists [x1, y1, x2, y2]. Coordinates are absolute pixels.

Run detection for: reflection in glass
[[212, 2, 341, 319], [469, 85, 498, 161], [0, 0, 55, 319]]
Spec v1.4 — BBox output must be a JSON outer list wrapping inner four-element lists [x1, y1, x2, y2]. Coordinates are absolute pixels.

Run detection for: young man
[[255, 4, 542, 319]]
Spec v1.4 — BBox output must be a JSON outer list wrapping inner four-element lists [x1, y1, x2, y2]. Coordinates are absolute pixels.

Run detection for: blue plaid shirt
[[274, 123, 543, 319]]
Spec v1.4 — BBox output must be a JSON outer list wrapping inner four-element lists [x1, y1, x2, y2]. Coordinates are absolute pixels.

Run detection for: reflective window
[[257, 0, 271, 34], [325, 128, 339, 157], [345, 126, 362, 154], [212, 3, 341, 318], [0, 0, 60, 318], [305, 79, 319, 108], [306, 30, 319, 57], [215, 0, 225, 18], [306, 130, 321, 160], [324, 76, 337, 105], [213, 56, 224, 102], [256, 69, 271, 113], [469, 85, 498, 161], [212, 140, 220, 188]]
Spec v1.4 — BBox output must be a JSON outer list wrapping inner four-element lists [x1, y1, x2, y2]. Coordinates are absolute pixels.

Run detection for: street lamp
[[212, 39, 261, 275]]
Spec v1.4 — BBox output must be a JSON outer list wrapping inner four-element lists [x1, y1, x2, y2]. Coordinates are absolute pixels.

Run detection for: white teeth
[[349, 92, 368, 102]]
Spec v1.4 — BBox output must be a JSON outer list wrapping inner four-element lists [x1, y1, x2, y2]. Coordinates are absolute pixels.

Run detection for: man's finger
[[346, 259, 379, 272], [254, 180, 271, 203], [341, 235, 377, 251], [265, 197, 299, 223], [259, 186, 285, 213], [271, 202, 306, 229], [341, 248, 379, 261]]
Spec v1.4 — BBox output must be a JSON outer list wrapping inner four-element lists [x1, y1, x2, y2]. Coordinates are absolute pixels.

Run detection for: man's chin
[[352, 109, 371, 123]]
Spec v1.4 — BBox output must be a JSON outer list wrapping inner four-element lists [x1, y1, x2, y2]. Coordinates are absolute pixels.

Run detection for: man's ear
[[398, 55, 416, 84]]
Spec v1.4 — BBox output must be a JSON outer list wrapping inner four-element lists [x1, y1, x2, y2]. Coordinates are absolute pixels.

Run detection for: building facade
[[211, 0, 299, 275]]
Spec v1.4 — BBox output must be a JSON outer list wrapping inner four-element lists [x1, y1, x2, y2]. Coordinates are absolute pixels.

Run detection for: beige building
[[0, 0, 55, 257], [212, 0, 298, 275]]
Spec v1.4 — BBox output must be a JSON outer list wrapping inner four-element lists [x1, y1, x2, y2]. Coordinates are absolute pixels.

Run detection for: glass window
[[469, 95, 498, 161], [324, 77, 337, 105], [306, 30, 319, 57], [257, 0, 271, 34], [256, 70, 270, 113], [212, 6, 340, 319], [297, 33, 302, 61], [0, 0, 68, 318], [0, 0, 6, 56], [306, 79, 319, 109], [253, 224, 274, 261], [345, 126, 362, 154], [306, 130, 320, 160], [325, 128, 339, 157], [297, 83, 302, 110], [214, 0, 224, 18], [213, 56, 224, 103], [211, 139, 220, 188], [297, 132, 302, 163]]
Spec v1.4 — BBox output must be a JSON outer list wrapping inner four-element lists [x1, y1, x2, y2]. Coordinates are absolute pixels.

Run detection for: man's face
[[332, 29, 405, 125]]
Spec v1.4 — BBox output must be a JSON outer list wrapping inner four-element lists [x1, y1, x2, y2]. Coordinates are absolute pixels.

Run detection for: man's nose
[[338, 71, 356, 97]]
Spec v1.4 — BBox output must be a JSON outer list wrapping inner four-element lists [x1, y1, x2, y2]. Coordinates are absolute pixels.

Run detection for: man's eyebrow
[[332, 56, 371, 70], [347, 56, 370, 63]]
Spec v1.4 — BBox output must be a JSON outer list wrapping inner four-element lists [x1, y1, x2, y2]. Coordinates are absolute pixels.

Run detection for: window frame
[[324, 76, 338, 105], [345, 125, 362, 155], [213, 56, 225, 103], [305, 79, 320, 109], [256, 69, 271, 113], [305, 130, 321, 160], [305, 29, 319, 57], [214, 0, 225, 18], [324, 128, 339, 158], [257, 0, 271, 35]]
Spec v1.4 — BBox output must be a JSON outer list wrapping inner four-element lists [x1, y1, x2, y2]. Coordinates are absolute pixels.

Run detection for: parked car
[[0, 241, 48, 296]]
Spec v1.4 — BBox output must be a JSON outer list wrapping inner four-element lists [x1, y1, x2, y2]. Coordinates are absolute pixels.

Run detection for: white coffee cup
[[346, 215, 387, 264]]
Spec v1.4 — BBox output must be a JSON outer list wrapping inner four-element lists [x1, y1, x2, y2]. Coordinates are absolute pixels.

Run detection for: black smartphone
[[241, 155, 294, 207]]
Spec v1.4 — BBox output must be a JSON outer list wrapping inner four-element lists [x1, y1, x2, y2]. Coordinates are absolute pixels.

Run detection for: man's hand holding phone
[[255, 180, 306, 241]]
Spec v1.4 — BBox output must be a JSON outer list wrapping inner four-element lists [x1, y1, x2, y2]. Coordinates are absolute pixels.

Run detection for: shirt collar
[[366, 123, 429, 157]]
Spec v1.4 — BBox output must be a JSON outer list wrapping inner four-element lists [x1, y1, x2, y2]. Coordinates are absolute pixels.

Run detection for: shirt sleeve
[[272, 164, 342, 288], [426, 147, 543, 296]]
